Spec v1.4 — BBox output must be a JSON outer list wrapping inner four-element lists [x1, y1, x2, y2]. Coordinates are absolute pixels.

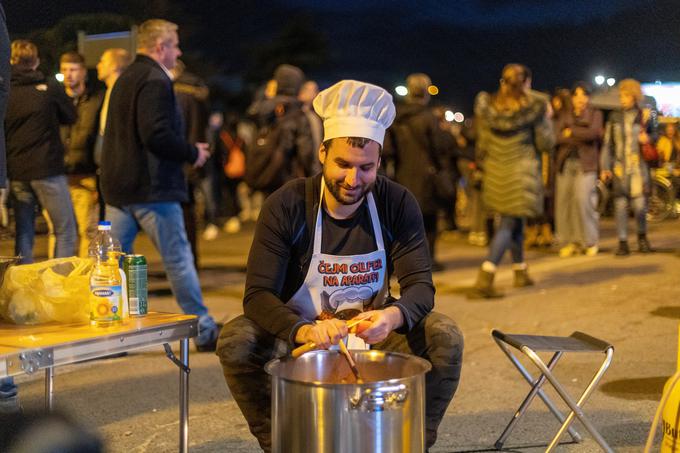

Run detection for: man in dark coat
[[384, 73, 450, 271], [100, 19, 220, 351]]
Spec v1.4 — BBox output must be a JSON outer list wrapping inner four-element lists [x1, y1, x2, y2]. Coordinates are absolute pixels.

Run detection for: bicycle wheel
[[647, 176, 674, 223]]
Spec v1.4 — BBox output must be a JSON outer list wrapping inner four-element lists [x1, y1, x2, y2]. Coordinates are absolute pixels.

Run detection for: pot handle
[[350, 384, 409, 412]]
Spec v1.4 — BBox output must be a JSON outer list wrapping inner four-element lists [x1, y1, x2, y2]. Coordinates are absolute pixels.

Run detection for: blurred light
[[606, 77, 616, 87], [655, 80, 662, 85], [55, 73, 64, 82], [453, 112, 465, 123], [395, 85, 408, 96], [427, 85, 439, 96], [444, 110, 454, 122], [594, 75, 605, 86]]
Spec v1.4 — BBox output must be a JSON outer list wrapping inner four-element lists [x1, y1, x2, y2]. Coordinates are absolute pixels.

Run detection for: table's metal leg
[[179, 338, 189, 453], [45, 367, 54, 412]]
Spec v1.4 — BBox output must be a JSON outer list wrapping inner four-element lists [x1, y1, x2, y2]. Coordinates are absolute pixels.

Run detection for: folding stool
[[492, 329, 614, 452]]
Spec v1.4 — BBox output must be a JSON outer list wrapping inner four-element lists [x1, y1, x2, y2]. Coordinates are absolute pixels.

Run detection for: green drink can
[[124, 255, 148, 316]]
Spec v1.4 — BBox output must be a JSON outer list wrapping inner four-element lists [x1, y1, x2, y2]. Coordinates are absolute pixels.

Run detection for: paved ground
[[4, 215, 680, 452]]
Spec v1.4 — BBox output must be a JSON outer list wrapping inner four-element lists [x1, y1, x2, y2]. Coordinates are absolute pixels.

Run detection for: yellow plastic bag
[[0, 257, 93, 325]]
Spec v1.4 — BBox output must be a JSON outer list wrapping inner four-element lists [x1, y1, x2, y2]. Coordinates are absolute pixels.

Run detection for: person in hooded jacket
[[5, 40, 77, 264], [471, 64, 554, 298], [384, 73, 451, 271]]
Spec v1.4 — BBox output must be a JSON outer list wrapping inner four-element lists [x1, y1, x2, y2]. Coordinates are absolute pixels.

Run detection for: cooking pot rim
[[264, 350, 432, 387]]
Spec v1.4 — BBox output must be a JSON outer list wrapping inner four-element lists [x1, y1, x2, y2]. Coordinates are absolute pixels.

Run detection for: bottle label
[[90, 285, 122, 322]]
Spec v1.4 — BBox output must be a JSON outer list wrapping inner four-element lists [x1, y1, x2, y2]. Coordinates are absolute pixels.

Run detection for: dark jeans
[[217, 312, 464, 452], [486, 215, 525, 265]]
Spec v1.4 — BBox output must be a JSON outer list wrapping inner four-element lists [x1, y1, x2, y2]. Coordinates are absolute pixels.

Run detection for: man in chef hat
[[217, 80, 464, 452]]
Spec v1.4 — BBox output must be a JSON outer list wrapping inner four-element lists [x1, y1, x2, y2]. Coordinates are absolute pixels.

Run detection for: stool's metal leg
[[526, 347, 614, 453], [179, 338, 189, 453], [494, 339, 581, 449], [45, 367, 54, 412], [495, 351, 571, 448]]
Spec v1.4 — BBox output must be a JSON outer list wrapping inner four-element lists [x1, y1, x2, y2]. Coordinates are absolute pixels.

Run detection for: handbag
[[220, 131, 246, 179], [641, 142, 658, 164]]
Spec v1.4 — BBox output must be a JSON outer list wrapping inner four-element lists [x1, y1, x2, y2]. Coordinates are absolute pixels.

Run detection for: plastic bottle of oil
[[88, 221, 123, 327]]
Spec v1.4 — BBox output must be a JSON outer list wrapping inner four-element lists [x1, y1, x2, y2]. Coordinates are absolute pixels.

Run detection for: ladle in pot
[[337, 338, 363, 383]]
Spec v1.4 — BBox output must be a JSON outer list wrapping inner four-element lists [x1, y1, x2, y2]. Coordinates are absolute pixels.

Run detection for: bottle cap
[[98, 221, 112, 230]]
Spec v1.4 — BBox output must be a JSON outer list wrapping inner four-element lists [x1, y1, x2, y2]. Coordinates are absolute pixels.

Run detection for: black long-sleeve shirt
[[244, 174, 435, 342]]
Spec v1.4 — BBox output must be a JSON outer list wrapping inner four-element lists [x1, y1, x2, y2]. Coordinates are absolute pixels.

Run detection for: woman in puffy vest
[[471, 64, 555, 298]]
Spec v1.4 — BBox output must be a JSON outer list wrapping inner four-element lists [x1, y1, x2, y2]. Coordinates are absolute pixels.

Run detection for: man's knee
[[216, 315, 280, 375], [422, 312, 464, 365]]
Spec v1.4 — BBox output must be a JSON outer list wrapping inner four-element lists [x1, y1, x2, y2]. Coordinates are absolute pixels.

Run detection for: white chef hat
[[313, 80, 396, 147]]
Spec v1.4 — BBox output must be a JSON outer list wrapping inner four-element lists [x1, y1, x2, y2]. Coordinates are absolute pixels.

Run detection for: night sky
[[5, 0, 680, 112]]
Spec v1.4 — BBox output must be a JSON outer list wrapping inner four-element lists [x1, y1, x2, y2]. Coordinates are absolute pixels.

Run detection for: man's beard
[[322, 166, 374, 206]]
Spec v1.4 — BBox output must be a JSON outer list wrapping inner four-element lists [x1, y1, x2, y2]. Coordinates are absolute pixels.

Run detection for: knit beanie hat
[[273, 64, 305, 96]]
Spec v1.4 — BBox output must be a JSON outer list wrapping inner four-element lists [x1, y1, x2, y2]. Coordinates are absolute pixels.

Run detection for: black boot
[[513, 268, 535, 287], [638, 234, 652, 253], [615, 240, 630, 256], [470, 269, 504, 299]]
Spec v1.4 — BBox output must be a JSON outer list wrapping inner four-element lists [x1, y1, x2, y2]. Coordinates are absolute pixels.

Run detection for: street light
[[594, 75, 605, 86], [395, 85, 408, 96], [55, 73, 64, 82], [606, 77, 616, 87], [427, 85, 439, 96], [453, 112, 465, 123], [444, 110, 454, 122]]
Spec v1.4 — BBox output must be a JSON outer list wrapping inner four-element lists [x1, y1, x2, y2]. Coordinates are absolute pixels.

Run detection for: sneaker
[[559, 243, 578, 258], [615, 241, 630, 256], [224, 217, 241, 234], [584, 245, 599, 257], [202, 223, 219, 241]]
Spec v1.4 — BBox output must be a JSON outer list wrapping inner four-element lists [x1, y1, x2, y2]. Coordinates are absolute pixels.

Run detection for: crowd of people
[[4, 23, 678, 294]]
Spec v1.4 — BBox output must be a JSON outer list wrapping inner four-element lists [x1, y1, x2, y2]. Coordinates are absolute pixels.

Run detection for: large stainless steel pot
[[265, 350, 431, 453]]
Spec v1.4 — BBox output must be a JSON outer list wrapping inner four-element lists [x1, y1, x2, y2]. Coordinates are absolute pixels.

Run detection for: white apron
[[287, 178, 388, 349]]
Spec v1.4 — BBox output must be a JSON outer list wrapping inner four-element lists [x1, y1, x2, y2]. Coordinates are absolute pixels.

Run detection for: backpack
[[245, 103, 298, 191]]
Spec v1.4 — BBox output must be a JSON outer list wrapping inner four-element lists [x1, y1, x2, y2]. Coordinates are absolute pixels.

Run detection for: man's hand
[[354, 306, 404, 345], [193, 142, 210, 168], [638, 131, 650, 145], [295, 319, 348, 349]]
